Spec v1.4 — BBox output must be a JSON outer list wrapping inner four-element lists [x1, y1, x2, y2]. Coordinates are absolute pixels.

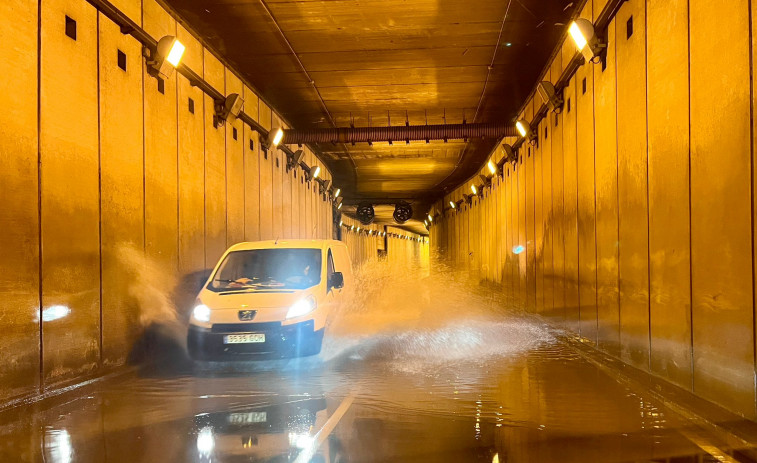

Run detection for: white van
[[187, 240, 352, 360]]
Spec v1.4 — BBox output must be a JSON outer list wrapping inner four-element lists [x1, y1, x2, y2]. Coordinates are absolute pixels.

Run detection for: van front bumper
[[187, 320, 324, 360]]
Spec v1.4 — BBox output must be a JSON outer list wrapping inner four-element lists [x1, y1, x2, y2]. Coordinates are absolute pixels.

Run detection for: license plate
[[224, 333, 265, 344], [228, 412, 267, 424]]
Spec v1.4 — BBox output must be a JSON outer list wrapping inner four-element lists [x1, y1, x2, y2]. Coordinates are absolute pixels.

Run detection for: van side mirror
[[329, 272, 344, 290]]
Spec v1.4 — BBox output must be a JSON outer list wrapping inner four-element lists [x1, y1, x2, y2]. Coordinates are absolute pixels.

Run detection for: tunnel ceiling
[[164, 0, 578, 231]]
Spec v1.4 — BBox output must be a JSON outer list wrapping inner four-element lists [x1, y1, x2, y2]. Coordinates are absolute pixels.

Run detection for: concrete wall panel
[[243, 86, 260, 241], [0, 0, 40, 401], [541, 113, 553, 318], [99, 17, 145, 365], [177, 26, 205, 273], [647, 0, 691, 389], [576, 56, 597, 345], [143, 0, 178, 272], [203, 51, 226, 265], [271, 115, 284, 240], [562, 76, 580, 333], [690, 0, 754, 417], [615, 0, 650, 370], [594, 20, 620, 356], [526, 139, 536, 313], [551, 94, 565, 323], [177, 26, 205, 274], [40, 0, 101, 383], [258, 102, 273, 239], [225, 71, 245, 247]]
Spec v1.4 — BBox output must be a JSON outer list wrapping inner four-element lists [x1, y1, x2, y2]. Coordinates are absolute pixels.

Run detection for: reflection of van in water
[[187, 240, 352, 360]]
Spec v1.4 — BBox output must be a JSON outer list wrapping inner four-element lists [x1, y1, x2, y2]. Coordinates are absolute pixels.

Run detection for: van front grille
[[211, 322, 282, 333]]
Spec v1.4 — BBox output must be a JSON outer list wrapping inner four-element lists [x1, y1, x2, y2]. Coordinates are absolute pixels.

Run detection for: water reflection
[[44, 428, 72, 463], [193, 398, 329, 462]]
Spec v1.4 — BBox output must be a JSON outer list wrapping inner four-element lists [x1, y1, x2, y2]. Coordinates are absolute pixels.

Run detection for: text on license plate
[[228, 412, 267, 424], [224, 333, 265, 344]]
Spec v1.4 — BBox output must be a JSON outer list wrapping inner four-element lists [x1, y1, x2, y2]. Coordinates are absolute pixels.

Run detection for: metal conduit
[[282, 122, 517, 145]]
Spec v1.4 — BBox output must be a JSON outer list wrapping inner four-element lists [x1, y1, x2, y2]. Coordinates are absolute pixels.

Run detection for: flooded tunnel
[[2, 0, 757, 461]]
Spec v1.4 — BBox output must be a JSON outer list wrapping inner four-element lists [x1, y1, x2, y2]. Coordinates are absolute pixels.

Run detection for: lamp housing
[[214, 93, 244, 127], [537, 81, 563, 113]]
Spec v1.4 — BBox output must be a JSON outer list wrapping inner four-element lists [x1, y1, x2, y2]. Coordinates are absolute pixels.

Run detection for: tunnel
[[2, 0, 757, 461]]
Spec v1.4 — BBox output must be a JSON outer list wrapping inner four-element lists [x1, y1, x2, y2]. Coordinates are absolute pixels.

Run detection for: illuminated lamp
[[148, 36, 185, 79], [569, 19, 605, 64]]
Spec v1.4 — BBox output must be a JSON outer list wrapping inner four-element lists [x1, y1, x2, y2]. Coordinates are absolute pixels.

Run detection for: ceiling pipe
[[281, 122, 517, 145]]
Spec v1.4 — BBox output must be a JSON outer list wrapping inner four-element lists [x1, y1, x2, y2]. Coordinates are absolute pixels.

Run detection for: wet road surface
[[2, 313, 756, 462]]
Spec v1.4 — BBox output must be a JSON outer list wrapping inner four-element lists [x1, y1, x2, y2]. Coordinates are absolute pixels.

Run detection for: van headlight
[[286, 296, 316, 319], [192, 304, 211, 322]]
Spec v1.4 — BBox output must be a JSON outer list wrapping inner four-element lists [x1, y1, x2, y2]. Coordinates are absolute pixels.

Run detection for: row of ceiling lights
[[337, 222, 427, 242], [424, 18, 605, 229]]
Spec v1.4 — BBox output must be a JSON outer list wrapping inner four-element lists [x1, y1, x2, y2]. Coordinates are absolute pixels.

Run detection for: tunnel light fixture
[[317, 178, 331, 195], [470, 184, 478, 195], [516, 119, 530, 138], [337, 202, 343, 210], [487, 160, 496, 175], [449, 201, 456, 209], [214, 93, 244, 127], [339, 220, 343, 227], [148, 36, 185, 79], [427, 213, 433, 222], [267, 127, 284, 149], [287, 149, 305, 172], [516, 119, 537, 145], [304, 164, 320, 181], [333, 188, 341, 198], [569, 18, 605, 64], [537, 81, 563, 113], [479, 174, 492, 187]]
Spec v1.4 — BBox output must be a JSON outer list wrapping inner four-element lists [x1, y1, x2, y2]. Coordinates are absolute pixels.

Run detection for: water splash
[[321, 253, 553, 366]]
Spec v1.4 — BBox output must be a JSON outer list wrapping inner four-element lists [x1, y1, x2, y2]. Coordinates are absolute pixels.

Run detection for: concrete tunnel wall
[[0, 0, 338, 403], [431, 0, 757, 419]]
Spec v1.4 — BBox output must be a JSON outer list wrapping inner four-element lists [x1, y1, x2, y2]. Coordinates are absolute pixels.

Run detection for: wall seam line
[[36, 0, 43, 394], [687, 0, 695, 395], [748, 0, 757, 418], [96, 10, 104, 370], [644, 0, 652, 374], [614, 16, 622, 356]]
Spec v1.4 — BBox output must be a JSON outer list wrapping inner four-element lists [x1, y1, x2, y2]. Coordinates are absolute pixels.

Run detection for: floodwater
[[1, 257, 755, 462]]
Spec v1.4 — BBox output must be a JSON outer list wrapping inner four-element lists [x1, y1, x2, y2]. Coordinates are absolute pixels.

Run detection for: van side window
[[327, 250, 335, 279]]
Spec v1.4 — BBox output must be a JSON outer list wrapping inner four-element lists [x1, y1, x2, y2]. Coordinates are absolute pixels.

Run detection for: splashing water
[[321, 254, 554, 367]]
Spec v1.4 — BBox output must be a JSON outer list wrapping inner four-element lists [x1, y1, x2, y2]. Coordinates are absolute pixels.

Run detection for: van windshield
[[207, 248, 322, 292]]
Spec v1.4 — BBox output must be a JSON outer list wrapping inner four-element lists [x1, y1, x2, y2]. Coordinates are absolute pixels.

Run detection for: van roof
[[225, 239, 346, 252]]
